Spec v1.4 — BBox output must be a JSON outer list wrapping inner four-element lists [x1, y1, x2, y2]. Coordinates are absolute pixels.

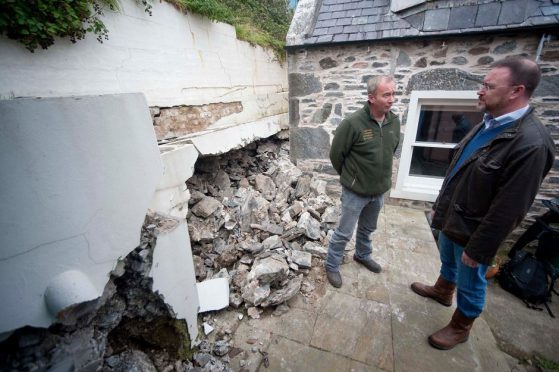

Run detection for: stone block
[[289, 73, 323, 97], [290, 127, 331, 160]]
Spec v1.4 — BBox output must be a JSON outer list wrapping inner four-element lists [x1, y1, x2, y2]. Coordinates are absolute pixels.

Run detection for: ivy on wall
[[171, 0, 293, 60], [0, 0, 292, 58], [0, 0, 128, 52]]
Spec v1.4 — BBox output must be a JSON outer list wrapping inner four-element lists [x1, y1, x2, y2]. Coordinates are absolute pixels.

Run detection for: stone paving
[[208, 205, 558, 371]]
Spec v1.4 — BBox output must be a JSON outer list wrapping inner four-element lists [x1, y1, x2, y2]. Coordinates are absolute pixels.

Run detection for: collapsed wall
[[0, 134, 343, 370]]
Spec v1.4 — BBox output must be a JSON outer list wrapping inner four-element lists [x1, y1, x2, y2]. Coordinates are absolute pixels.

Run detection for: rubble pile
[[187, 137, 340, 316], [0, 136, 341, 371]]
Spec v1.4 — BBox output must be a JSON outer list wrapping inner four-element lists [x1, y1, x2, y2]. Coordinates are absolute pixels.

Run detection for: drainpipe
[[535, 34, 550, 63]]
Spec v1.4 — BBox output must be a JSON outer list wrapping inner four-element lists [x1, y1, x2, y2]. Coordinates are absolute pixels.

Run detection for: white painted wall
[[0, 94, 162, 334], [0, 0, 289, 340], [0, 0, 288, 127]]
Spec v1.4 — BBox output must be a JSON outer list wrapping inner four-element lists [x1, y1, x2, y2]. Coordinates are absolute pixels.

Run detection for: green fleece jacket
[[329, 103, 400, 196]]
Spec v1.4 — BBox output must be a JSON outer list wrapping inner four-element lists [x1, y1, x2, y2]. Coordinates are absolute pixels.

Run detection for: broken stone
[[303, 242, 328, 259], [247, 307, 262, 319], [193, 255, 206, 279], [310, 178, 327, 195], [297, 212, 321, 240], [213, 170, 232, 196], [281, 227, 305, 241], [247, 254, 289, 285], [291, 250, 312, 269], [261, 235, 283, 251], [191, 196, 221, 218], [213, 340, 230, 357], [188, 216, 216, 243], [241, 281, 270, 306], [261, 275, 303, 307], [193, 352, 212, 367], [307, 207, 321, 220], [215, 245, 240, 268], [287, 200, 304, 218], [229, 293, 243, 308], [321, 206, 339, 224], [293, 175, 311, 199], [188, 190, 206, 206], [239, 192, 270, 232], [254, 174, 277, 201], [239, 240, 263, 255], [250, 221, 284, 235]]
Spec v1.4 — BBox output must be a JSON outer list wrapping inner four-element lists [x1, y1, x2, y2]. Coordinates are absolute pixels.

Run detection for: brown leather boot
[[410, 276, 455, 307], [428, 309, 475, 350]]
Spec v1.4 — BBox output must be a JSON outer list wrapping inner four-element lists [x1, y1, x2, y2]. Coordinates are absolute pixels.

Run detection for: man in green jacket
[[325, 75, 400, 288]]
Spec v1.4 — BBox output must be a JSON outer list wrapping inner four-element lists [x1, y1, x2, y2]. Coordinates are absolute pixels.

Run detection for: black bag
[[497, 250, 557, 317]]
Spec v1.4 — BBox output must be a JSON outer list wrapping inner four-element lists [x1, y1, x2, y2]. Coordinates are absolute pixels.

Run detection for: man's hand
[[461, 251, 479, 268]]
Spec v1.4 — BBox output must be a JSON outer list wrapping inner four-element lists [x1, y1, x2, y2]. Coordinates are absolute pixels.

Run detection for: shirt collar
[[483, 105, 530, 129]]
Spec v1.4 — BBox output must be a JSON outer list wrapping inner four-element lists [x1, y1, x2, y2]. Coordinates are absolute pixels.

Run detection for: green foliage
[[535, 355, 559, 371], [173, 0, 293, 61], [0, 0, 292, 59], [0, 0, 149, 52]]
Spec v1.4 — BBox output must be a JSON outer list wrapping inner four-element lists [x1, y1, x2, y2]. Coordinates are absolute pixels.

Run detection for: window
[[391, 91, 483, 202]]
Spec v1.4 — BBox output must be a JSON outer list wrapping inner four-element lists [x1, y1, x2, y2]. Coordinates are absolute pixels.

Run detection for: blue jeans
[[325, 186, 383, 273], [438, 232, 488, 318]]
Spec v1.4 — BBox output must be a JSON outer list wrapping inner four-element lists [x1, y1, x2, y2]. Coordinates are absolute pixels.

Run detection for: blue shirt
[[482, 105, 530, 130], [448, 106, 530, 180]]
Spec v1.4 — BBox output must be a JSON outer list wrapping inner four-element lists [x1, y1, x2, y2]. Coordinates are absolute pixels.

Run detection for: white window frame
[[391, 90, 480, 202]]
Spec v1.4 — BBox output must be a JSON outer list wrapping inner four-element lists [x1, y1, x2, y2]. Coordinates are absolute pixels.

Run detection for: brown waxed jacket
[[432, 107, 555, 266]]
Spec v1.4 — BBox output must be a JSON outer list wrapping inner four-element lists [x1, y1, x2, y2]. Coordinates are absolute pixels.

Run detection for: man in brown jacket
[[411, 56, 555, 350]]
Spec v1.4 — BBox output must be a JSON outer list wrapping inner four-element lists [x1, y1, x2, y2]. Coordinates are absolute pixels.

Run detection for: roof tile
[[475, 3, 501, 27], [498, 0, 527, 24], [336, 17, 353, 26], [352, 16, 369, 25], [333, 34, 349, 42], [424, 9, 450, 31], [316, 19, 337, 28], [316, 35, 333, 43], [346, 9, 363, 17], [449, 5, 477, 29], [542, 5, 559, 15]]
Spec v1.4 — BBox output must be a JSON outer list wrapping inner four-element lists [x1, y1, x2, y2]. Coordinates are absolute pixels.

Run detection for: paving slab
[[266, 335, 353, 371], [310, 290, 393, 370], [216, 205, 535, 371], [483, 279, 559, 362]]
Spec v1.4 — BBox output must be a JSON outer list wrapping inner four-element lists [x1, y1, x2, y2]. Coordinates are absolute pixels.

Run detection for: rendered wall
[[0, 0, 288, 129], [0, 94, 163, 334]]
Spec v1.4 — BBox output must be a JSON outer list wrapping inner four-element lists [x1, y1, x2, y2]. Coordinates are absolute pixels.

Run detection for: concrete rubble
[[186, 137, 339, 314]]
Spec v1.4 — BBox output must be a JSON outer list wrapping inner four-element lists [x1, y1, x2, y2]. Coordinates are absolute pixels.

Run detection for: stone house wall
[[288, 32, 559, 245]]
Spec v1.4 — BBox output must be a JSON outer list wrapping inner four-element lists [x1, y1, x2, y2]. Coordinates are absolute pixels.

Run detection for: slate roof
[[287, 0, 559, 47]]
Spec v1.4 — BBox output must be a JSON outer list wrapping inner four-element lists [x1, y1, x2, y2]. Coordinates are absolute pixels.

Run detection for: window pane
[[416, 105, 483, 143], [410, 146, 453, 178]]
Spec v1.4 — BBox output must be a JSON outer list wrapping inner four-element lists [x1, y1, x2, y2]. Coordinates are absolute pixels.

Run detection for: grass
[[166, 0, 292, 62]]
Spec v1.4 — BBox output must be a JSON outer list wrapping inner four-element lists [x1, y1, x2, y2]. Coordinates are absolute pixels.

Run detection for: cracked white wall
[[0, 0, 288, 128], [0, 94, 163, 335]]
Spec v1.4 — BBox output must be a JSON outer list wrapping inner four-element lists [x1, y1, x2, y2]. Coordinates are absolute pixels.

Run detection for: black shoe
[[326, 270, 342, 288], [353, 255, 382, 273]]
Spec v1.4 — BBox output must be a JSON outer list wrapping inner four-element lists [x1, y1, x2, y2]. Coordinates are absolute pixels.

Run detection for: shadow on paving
[[208, 205, 558, 372]]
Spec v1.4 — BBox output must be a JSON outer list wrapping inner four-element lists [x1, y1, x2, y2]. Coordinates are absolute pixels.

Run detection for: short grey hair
[[367, 75, 395, 95]]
